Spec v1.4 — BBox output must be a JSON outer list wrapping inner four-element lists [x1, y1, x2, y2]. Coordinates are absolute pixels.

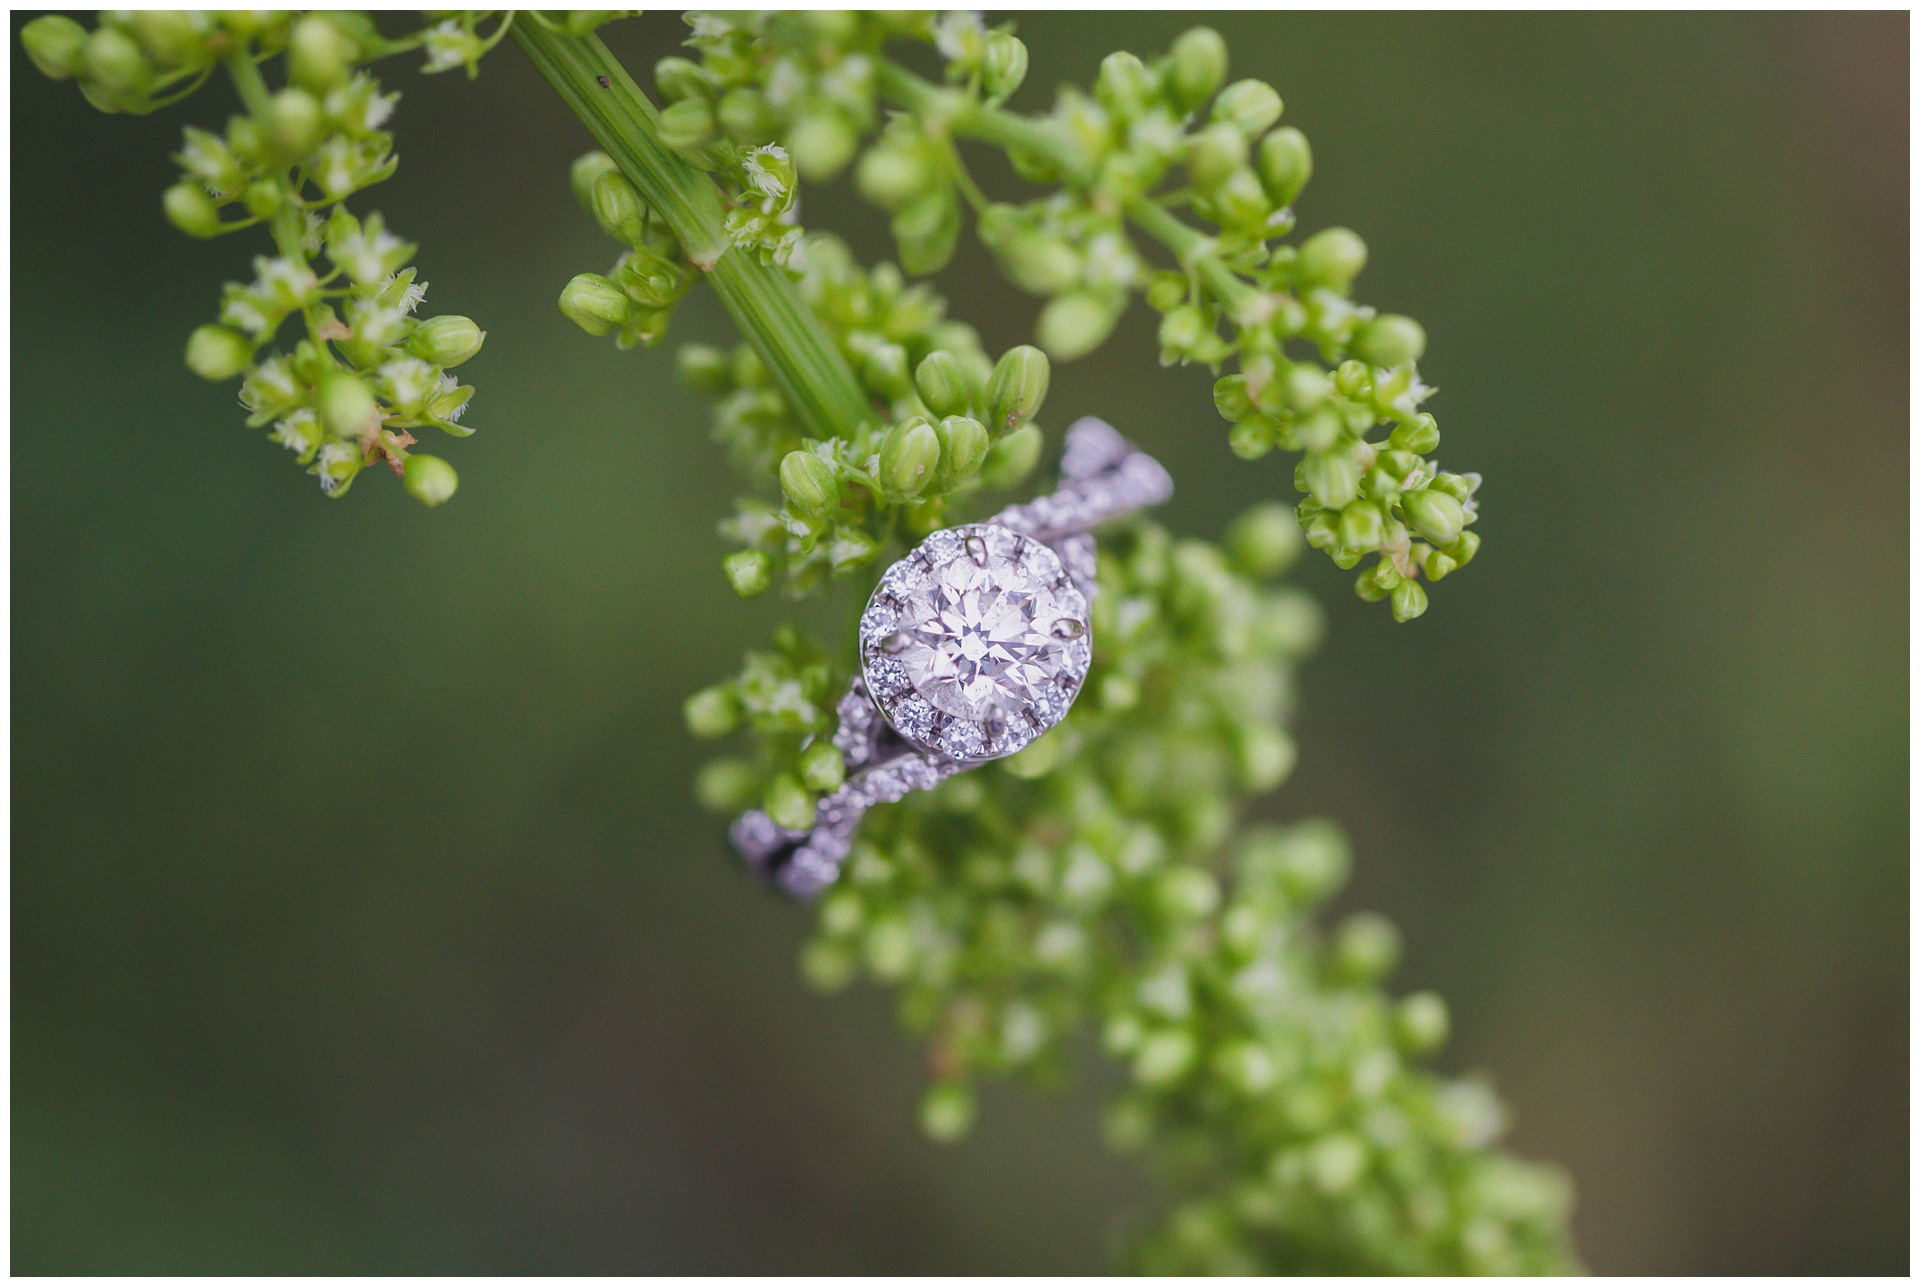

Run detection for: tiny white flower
[[934, 11, 985, 62], [314, 441, 358, 493], [378, 356, 437, 416], [271, 407, 320, 454]]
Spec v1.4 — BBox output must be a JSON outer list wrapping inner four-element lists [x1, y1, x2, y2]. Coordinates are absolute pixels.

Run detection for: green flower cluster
[[655, 12, 1482, 620], [687, 504, 1575, 1272], [671, 234, 1052, 600], [559, 150, 704, 348], [20, 10, 506, 503], [684, 625, 847, 833]]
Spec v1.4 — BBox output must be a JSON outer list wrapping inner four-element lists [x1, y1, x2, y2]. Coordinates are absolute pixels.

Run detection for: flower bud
[[1390, 413, 1441, 453], [129, 11, 210, 66], [1227, 502, 1303, 579], [1212, 79, 1283, 137], [1297, 227, 1368, 292], [892, 189, 960, 275], [83, 26, 153, 101], [920, 1082, 975, 1143], [860, 341, 912, 400], [981, 31, 1028, 99], [1095, 50, 1154, 122], [266, 88, 324, 163], [318, 370, 378, 438], [658, 97, 715, 154], [1037, 291, 1121, 362], [21, 15, 88, 80], [723, 549, 772, 598], [1337, 501, 1385, 552], [1333, 911, 1401, 983], [1256, 126, 1312, 206], [695, 757, 758, 811], [934, 415, 989, 487], [403, 453, 458, 507], [1206, 167, 1271, 233], [676, 344, 732, 395], [914, 350, 971, 418], [717, 86, 778, 144], [1168, 27, 1228, 112], [1303, 450, 1360, 509], [1186, 122, 1247, 191], [797, 739, 846, 792], [879, 417, 940, 501], [764, 772, 816, 832], [683, 684, 740, 738], [979, 422, 1042, 489], [1422, 547, 1458, 582], [999, 232, 1081, 295], [1401, 487, 1465, 547], [184, 324, 251, 381], [1228, 417, 1274, 460], [569, 150, 618, 213], [1395, 992, 1450, 1054], [1146, 270, 1187, 312], [779, 449, 840, 516], [163, 182, 221, 238], [1390, 578, 1429, 621], [407, 315, 486, 367], [591, 170, 648, 245], [1133, 1029, 1197, 1087], [243, 178, 281, 220], [287, 14, 355, 94], [788, 109, 858, 181], [986, 344, 1050, 431], [653, 55, 710, 104], [558, 273, 631, 336], [1448, 529, 1481, 567], [855, 141, 934, 212], [1213, 373, 1253, 422], [1353, 314, 1427, 369]]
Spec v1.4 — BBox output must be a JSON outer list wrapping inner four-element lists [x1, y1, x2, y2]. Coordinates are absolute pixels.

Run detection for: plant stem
[[511, 23, 873, 442]]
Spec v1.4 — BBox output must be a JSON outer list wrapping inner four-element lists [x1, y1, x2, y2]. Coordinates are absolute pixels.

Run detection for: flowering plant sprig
[[653, 13, 1482, 621], [28, 12, 1576, 1274], [20, 10, 516, 503]]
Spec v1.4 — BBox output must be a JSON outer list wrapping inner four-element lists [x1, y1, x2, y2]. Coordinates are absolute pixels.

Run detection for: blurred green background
[[13, 10, 1907, 1274]]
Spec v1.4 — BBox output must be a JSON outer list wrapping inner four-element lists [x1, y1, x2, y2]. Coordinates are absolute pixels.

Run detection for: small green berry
[[317, 370, 377, 438], [1167, 26, 1228, 112], [683, 685, 740, 738], [558, 273, 631, 336], [407, 316, 486, 367], [1297, 228, 1368, 293], [934, 415, 989, 488], [1256, 127, 1313, 206], [1401, 488, 1465, 547], [1352, 315, 1427, 368], [1212, 79, 1283, 138], [569, 151, 618, 213], [797, 739, 846, 792], [979, 422, 1042, 488], [878, 417, 941, 501], [764, 772, 816, 831]]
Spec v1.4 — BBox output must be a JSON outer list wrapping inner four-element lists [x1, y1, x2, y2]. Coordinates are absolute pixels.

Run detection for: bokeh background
[[13, 11, 1908, 1274]]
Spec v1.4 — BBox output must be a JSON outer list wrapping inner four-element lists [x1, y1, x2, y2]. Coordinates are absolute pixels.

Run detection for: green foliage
[[22, 10, 515, 501], [650, 10, 1483, 619], [28, 10, 1575, 1274]]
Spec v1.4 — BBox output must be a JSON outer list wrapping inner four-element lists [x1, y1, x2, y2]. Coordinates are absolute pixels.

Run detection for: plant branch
[[512, 22, 874, 441]]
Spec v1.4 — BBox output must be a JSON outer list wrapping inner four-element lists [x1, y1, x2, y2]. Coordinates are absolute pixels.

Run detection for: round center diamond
[[898, 551, 1063, 719], [860, 525, 1092, 762]]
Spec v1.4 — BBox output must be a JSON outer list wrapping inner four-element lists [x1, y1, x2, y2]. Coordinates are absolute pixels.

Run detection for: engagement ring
[[731, 417, 1172, 898]]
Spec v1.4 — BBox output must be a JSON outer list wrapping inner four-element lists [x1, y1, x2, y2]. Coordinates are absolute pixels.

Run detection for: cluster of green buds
[[684, 624, 846, 833], [711, 507, 1571, 1273], [672, 232, 1052, 600], [653, 12, 1482, 620], [20, 10, 510, 503], [559, 150, 703, 349]]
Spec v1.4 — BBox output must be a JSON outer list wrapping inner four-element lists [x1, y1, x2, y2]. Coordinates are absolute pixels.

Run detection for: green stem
[[1125, 197, 1254, 312], [511, 22, 874, 441]]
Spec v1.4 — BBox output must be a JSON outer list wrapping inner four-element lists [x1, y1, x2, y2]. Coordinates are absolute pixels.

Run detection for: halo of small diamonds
[[860, 524, 1091, 763]]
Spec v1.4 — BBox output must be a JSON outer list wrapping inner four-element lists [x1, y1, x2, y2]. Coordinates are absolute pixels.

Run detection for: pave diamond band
[[730, 417, 1172, 898]]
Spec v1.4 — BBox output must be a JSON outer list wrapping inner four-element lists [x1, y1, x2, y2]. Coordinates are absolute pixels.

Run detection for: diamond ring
[[731, 417, 1173, 898]]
